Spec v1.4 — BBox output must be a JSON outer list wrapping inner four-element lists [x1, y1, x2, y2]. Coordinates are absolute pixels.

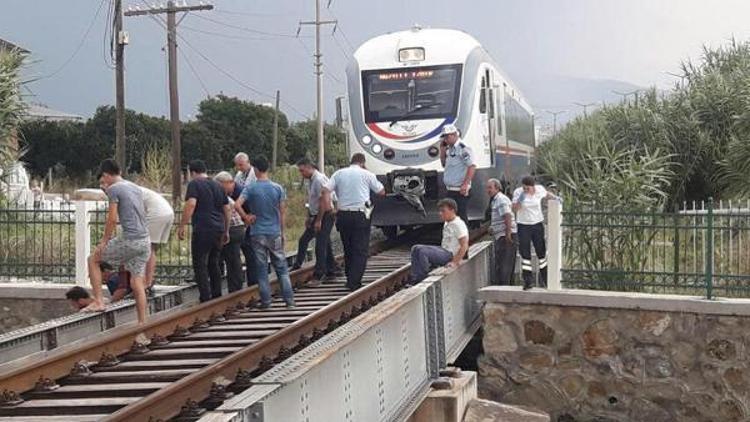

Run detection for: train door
[[479, 68, 497, 165]]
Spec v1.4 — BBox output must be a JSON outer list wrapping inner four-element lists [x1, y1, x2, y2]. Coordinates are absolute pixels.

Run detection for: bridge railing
[[207, 241, 493, 422]]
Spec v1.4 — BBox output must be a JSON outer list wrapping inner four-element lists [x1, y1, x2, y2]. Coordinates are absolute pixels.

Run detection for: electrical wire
[[296, 38, 345, 87], [178, 47, 211, 98], [212, 8, 297, 18], [176, 32, 311, 120], [180, 24, 279, 41], [325, 5, 355, 51], [40, 0, 109, 80], [331, 31, 350, 60], [190, 13, 310, 39]]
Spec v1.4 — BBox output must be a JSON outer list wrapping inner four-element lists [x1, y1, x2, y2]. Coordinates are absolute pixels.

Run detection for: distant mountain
[[511, 73, 644, 128]]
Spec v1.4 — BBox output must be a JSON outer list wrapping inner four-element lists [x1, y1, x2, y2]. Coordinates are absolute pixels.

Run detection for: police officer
[[323, 153, 385, 291], [439, 124, 475, 223]]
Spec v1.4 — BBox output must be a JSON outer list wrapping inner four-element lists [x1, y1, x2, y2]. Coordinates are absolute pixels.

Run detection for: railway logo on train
[[344, 26, 536, 235]]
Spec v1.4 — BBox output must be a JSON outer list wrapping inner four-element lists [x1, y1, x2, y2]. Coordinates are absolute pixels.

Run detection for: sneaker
[[285, 301, 296, 309], [253, 302, 272, 311], [523, 283, 533, 291]]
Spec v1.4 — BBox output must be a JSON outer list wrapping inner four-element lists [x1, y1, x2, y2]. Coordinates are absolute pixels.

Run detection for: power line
[[40, 0, 109, 80], [133, 5, 311, 119], [212, 8, 297, 18], [296, 38, 344, 87], [191, 13, 310, 39], [180, 24, 279, 41], [177, 32, 311, 120], [331, 31, 350, 59], [325, 3, 355, 51], [178, 47, 211, 98]]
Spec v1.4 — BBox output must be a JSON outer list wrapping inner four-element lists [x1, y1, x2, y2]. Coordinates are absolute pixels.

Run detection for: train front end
[[345, 27, 484, 233]]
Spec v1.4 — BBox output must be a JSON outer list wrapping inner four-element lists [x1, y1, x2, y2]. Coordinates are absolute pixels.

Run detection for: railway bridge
[[0, 227, 520, 422]]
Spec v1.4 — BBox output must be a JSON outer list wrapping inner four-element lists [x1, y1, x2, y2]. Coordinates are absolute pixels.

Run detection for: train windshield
[[362, 64, 462, 124]]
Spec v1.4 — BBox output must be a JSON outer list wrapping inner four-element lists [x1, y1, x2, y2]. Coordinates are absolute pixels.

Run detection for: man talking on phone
[[439, 124, 475, 223]]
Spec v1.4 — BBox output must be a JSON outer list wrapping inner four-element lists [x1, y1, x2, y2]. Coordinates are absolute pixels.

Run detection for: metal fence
[[0, 203, 76, 281], [562, 199, 750, 298], [0, 201, 192, 284], [89, 203, 192, 283]]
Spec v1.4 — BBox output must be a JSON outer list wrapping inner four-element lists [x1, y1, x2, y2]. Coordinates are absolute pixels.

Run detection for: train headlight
[[399, 47, 425, 62], [384, 149, 395, 160], [372, 144, 383, 154], [362, 135, 372, 145], [428, 146, 439, 157]]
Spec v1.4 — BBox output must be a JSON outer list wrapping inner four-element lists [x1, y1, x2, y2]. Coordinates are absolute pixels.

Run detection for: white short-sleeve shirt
[[441, 217, 469, 256], [512, 185, 547, 225]]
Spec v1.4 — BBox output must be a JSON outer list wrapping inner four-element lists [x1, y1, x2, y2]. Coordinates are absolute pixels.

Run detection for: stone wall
[[477, 287, 750, 422], [0, 298, 73, 334]]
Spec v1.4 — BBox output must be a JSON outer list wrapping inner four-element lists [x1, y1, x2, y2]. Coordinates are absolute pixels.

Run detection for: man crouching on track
[[408, 198, 469, 284], [84, 159, 151, 324], [235, 156, 296, 309]]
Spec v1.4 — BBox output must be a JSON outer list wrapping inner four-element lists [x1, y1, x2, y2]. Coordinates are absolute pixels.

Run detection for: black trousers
[[241, 229, 257, 286], [222, 225, 245, 293], [192, 230, 223, 302], [518, 223, 547, 288], [446, 190, 469, 223], [294, 213, 338, 278], [336, 211, 371, 290], [494, 236, 518, 285]]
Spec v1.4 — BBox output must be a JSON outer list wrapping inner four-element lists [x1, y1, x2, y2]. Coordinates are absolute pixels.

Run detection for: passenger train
[[345, 26, 535, 235]]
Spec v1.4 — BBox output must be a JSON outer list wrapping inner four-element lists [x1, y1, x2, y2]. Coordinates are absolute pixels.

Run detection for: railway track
[[0, 229, 456, 422]]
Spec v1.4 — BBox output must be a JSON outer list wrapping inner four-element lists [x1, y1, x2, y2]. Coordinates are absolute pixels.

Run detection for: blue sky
[[3, 0, 750, 124]]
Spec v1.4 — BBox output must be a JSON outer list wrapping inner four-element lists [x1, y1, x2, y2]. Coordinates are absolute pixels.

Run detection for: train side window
[[479, 75, 487, 114]]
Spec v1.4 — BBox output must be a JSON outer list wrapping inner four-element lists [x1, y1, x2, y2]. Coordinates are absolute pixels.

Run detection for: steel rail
[[107, 262, 411, 421], [0, 226, 484, 421]]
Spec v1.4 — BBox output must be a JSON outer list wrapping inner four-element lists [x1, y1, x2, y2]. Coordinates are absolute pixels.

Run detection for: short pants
[[147, 213, 174, 244], [101, 236, 151, 277]]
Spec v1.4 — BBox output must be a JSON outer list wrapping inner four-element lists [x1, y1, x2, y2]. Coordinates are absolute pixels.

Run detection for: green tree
[[286, 119, 347, 168], [189, 95, 289, 169]]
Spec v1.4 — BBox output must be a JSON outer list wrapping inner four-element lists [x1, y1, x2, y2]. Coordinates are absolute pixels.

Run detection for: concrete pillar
[[547, 200, 563, 290], [74, 200, 93, 286], [408, 370, 477, 422]]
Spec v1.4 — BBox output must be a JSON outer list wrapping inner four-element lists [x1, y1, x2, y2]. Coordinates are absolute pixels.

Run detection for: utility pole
[[573, 102, 597, 117], [298, 0, 337, 171], [114, 0, 126, 172], [125, 1, 213, 205], [272, 90, 280, 170], [613, 90, 640, 106], [545, 110, 567, 136]]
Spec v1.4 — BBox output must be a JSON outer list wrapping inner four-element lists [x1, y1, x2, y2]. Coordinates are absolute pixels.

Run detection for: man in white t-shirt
[[512, 176, 561, 290], [408, 198, 469, 284], [139, 186, 174, 290]]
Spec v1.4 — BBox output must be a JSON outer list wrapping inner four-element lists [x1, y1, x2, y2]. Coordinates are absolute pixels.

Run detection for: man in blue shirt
[[324, 153, 385, 291], [235, 156, 295, 308]]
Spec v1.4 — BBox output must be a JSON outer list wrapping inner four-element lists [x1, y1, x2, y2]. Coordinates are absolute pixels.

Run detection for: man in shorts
[[85, 159, 151, 324], [140, 186, 174, 290]]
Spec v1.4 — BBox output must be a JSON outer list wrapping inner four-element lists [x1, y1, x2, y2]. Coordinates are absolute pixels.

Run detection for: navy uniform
[[326, 157, 385, 290], [440, 124, 474, 223]]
